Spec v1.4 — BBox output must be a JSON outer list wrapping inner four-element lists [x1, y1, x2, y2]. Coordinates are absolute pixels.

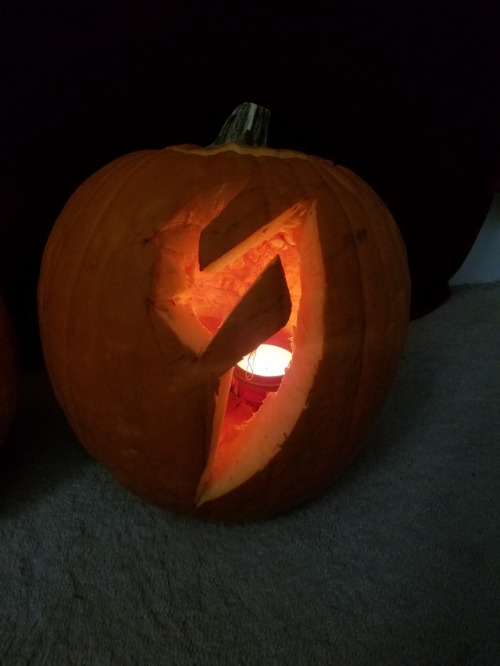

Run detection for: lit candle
[[233, 344, 292, 408]]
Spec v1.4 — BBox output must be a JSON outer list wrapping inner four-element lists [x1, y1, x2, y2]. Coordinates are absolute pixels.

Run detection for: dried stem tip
[[210, 102, 270, 147]]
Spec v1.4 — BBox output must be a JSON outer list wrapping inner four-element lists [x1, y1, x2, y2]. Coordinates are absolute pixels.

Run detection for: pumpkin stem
[[209, 102, 270, 147]]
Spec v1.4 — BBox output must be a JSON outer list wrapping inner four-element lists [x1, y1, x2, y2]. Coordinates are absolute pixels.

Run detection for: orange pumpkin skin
[[38, 143, 410, 520], [0, 295, 19, 446]]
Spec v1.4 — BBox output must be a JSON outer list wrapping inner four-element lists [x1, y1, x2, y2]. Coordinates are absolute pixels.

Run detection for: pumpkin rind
[[38, 143, 410, 520]]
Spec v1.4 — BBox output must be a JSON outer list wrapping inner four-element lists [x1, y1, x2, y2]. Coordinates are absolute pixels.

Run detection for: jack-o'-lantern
[[38, 104, 410, 520], [0, 294, 19, 446]]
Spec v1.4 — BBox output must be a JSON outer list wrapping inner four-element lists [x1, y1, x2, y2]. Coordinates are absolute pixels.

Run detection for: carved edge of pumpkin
[[198, 193, 315, 273], [196, 200, 325, 507], [199, 256, 292, 376]]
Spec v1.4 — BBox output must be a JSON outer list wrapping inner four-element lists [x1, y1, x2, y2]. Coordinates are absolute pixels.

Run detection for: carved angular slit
[[153, 191, 326, 504]]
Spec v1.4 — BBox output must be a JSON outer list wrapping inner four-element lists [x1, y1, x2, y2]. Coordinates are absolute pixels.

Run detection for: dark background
[[1, 0, 499, 367]]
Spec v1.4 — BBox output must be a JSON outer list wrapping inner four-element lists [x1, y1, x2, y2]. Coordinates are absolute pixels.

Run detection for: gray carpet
[[1, 282, 499, 665]]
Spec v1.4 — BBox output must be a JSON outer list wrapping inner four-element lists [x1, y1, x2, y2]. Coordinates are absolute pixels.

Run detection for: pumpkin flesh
[[197, 208, 324, 504]]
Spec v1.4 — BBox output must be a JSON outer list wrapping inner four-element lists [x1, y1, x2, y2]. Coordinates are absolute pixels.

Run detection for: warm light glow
[[237, 344, 292, 378]]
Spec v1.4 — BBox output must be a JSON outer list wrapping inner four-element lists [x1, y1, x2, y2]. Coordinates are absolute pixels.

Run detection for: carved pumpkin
[[0, 294, 19, 446], [38, 105, 410, 520]]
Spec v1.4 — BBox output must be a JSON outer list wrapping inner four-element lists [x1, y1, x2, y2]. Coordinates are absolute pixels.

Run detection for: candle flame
[[237, 344, 292, 379]]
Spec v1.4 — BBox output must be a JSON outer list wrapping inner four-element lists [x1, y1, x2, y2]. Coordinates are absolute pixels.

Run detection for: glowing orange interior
[[181, 229, 301, 434], [180, 232, 299, 338], [153, 188, 325, 503]]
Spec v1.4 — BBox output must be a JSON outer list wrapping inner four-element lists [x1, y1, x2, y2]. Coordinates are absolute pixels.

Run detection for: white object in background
[[450, 194, 500, 285]]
